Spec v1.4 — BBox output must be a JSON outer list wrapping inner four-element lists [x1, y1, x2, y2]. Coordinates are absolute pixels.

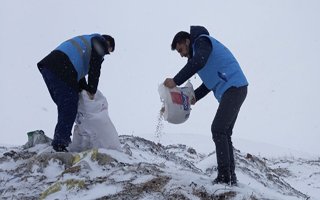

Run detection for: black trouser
[[41, 68, 79, 147], [211, 86, 247, 176]]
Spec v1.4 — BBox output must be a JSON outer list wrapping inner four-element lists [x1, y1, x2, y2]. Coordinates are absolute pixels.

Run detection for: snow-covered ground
[[1, 134, 319, 200], [1, 0, 320, 155]]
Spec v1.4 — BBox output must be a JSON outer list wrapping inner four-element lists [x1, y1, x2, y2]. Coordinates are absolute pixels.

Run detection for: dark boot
[[213, 174, 230, 185], [228, 136, 238, 186], [213, 168, 231, 185], [229, 150, 238, 186], [52, 144, 68, 152], [230, 171, 238, 186]]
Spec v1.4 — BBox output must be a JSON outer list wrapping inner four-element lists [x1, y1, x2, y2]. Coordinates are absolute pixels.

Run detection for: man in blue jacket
[[164, 26, 248, 185], [37, 34, 115, 152]]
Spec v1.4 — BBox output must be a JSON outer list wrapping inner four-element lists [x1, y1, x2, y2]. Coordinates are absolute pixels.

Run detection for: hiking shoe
[[52, 144, 68, 152]]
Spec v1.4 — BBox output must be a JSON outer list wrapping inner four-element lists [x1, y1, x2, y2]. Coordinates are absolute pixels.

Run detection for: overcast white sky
[[1, 0, 319, 155]]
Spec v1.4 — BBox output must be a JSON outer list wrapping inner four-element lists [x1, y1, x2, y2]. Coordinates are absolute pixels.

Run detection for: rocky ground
[[0, 135, 319, 200]]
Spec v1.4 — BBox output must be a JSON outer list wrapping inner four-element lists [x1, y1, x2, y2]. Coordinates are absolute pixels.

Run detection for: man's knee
[[211, 127, 227, 142], [212, 119, 234, 140]]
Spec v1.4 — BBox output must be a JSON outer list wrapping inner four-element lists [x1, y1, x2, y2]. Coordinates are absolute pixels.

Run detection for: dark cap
[[102, 35, 115, 52]]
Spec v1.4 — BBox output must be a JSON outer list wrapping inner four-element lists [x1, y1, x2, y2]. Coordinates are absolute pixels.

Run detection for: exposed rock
[[0, 135, 314, 200]]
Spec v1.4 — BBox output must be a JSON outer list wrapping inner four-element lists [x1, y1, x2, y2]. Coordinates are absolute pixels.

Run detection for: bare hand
[[190, 96, 196, 105], [163, 78, 176, 88], [160, 107, 165, 113], [86, 91, 95, 100]]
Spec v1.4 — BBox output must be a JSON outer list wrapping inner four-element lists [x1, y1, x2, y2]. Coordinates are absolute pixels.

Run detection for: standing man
[[164, 26, 248, 185], [37, 33, 115, 152]]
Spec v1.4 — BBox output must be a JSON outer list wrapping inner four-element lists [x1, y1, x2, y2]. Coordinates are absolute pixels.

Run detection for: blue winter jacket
[[173, 26, 248, 102], [55, 34, 100, 81], [195, 35, 248, 102], [38, 34, 107, 94]]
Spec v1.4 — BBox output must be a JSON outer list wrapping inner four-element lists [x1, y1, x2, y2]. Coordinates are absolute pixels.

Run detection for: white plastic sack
[[158, 81, 195, 124], [69, 90, 121, 152]]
